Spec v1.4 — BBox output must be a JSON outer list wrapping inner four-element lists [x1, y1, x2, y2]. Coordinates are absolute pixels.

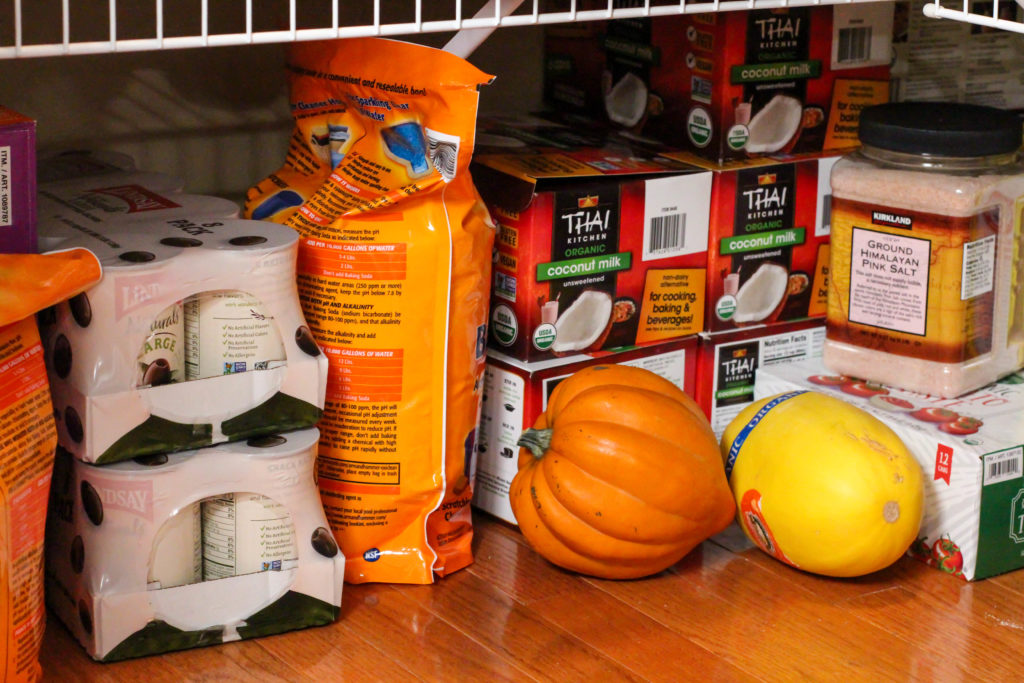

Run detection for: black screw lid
[[858, 102, 1022, 157]]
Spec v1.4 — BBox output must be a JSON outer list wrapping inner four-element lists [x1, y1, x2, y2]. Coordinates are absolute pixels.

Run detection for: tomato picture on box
[[474, 121, 712, 362]]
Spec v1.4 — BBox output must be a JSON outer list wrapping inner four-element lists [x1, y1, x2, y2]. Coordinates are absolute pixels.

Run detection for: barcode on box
[[648, 213, 685, 256], [984, 446, 1023, 486], [837, 27, 871, 64]]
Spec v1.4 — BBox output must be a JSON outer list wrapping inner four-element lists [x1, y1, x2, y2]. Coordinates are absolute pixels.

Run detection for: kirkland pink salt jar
[[825, 102, 1024, 398]]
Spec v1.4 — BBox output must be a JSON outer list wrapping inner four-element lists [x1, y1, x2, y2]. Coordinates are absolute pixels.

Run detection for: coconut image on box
[[45, 428, 345, 661], [473, 123, 712, 362], [670, 152, 837, 333], [38, 216, 328, 463], [543, 4, 892, 162]]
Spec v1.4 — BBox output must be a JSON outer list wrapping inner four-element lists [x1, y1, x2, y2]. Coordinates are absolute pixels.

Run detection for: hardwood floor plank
[[467, 514, 591, 605], [330, 582, 530, 682], [588, 542, 922, 681], [401, 567, 646, 682], [528, 581, 757, 682]]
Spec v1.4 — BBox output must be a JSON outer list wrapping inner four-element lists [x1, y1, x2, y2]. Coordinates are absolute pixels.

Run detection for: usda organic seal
[[532, 323, 556, 351], [490, 304, 517, 346]]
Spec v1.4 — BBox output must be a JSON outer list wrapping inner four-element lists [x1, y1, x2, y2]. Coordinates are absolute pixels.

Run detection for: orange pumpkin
[[509, 364, 736, 579]]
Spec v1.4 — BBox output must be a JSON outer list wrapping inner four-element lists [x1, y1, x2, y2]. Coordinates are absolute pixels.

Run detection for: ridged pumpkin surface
[[509, 364, 736, 579]]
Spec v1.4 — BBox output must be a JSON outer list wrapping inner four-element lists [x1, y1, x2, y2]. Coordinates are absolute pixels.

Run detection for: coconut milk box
[[472, 116, 712, 363], [660, 151, 838, 334], [756, 357, 1024, 581], [695, 318, 824, 439], [543, 4, 892, 163], [474, 336, 697, 524]]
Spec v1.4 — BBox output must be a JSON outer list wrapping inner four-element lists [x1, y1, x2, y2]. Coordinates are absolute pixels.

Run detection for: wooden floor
[[40, 513, 1024, 682]]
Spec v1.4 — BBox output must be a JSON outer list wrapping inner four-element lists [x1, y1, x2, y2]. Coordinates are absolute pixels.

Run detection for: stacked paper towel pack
[[38, 153, 345, 661]]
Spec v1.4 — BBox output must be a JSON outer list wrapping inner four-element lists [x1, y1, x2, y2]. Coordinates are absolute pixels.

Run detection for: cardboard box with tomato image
[[473, 337, 697, 524], [472, 115, 712, 363], [755, 357, 1024, 580]]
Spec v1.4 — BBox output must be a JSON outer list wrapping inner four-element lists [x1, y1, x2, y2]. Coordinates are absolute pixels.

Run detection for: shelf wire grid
[[0, 0, 897, 59]]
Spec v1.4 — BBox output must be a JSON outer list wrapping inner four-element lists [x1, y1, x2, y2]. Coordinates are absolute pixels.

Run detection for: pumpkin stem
[[517, 428, 552, 459]]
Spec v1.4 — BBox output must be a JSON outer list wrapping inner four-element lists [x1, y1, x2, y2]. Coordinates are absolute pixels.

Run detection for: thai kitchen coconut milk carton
[[756, 357, 1024, 581], [543, 4, 893, 162], [473, 116, 712, 363], [473, 336, 697, 524], [695, 318, 824, 439], [661, 151, 838, 334]]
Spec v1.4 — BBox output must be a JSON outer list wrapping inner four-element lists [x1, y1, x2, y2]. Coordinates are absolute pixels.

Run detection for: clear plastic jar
[[825, 102, 1024, 398]]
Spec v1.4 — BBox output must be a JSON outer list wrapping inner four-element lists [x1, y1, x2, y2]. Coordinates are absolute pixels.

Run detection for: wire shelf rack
[[0, 0, 901, 60]]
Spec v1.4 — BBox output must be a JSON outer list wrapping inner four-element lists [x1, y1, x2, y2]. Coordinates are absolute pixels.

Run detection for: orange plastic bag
[[245, 38, 494, 583], [1, 248, 101, 682]]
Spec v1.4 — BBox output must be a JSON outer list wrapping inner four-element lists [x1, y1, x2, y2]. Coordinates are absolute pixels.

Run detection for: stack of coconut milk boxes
[[36, 151, 344, 661], [471, 5, 896, 522]]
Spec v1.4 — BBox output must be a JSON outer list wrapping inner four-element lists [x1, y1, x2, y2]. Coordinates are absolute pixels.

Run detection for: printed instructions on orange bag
[[245, 38, 494, 584], [1, 249, 101, 682]]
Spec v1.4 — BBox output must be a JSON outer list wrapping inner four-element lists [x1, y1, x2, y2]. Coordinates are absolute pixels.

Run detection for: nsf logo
[[363, 548, 382, 562]]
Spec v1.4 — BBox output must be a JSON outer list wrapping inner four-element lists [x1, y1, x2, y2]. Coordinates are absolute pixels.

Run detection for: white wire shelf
[[0, 0, 898, 60], [924, 0, 1024, 34]]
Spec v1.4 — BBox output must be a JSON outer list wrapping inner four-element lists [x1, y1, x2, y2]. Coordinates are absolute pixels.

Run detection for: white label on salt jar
[[849, 228, 931, 336], [962, 235, 996, 300]]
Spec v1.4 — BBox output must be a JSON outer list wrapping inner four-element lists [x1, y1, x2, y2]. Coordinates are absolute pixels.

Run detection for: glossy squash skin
[[509, 365, 736, 579]]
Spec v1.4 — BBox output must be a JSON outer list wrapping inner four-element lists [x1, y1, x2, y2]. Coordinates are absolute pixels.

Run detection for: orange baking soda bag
[[245, 37, 494, 583], [1, 248, 101, 682]]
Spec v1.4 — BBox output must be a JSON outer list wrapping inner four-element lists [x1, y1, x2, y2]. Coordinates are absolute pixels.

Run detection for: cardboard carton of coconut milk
[[756, 357, 1024, 581], [37, 216, 328, 464], [473, 116, 712, 363], [696, 319, 824, 439], [661, 151, 837, 334], [45, 428, 345, 661], [543, 4, 893, 163], [473, 337, 697, 524]]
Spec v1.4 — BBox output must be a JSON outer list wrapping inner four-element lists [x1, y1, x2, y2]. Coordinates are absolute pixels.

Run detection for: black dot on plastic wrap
[[160, 237, 203, 248], [133, 453, 169, 467], [229, 235, 267, 246], [37, 305, 57, 328], [119, 251, 156, 263], [64, 406, 84, 444], [80, 480, 103, 526], [295, 326, 321, 357], [53, 334, 72, 379], [68, 293, 92, 327], [311, 527, 339, 558], [247, 434, 287, 448]]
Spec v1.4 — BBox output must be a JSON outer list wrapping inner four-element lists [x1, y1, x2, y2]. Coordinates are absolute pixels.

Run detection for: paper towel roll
[[41, 215, 326, 463], [136, 300, 185, 387], [201, 492, 298, 580], [147, 500, 202, 590], [183, 291, 287, 381]]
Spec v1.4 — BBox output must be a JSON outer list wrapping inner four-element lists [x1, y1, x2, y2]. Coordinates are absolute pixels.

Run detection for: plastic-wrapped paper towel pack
[[38, 215, 328, 463], [45, 428, 345, 661]]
